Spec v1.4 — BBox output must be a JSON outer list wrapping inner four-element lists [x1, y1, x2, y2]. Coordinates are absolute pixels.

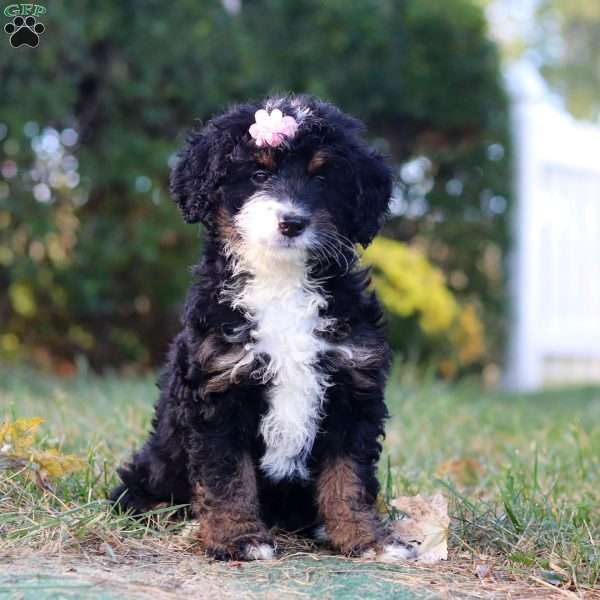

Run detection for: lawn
[[0, 366, 599, 599]]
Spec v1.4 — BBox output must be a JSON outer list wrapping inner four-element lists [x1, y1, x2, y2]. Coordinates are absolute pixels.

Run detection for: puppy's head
[[170, 95, 392, 264]]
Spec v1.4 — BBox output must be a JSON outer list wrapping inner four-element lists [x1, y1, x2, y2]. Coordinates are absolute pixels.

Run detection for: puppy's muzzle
[[278, 215, 309, 238]]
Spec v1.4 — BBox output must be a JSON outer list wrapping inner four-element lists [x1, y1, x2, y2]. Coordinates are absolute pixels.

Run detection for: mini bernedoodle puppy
[[110, 95, 414, 562]]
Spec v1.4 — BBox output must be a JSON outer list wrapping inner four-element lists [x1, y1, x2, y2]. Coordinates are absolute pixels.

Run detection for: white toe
[[313, 524, 329, 542], [243, 543, 275, 561], [360, 547, 377, 559], [380, 543, 417, 561]]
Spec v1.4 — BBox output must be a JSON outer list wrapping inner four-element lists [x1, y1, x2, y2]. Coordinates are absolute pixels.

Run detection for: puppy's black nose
[[278, 215, 309, 238]]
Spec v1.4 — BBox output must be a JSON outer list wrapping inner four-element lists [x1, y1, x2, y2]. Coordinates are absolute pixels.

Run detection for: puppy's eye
[[313, 175, 325, 187], [252, 170, 271, 184]]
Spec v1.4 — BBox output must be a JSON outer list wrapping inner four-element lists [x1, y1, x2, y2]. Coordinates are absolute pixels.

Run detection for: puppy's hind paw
[[108, 483, 153, 517], [241, 542, 276, 561], [312, 524, 329, 543]]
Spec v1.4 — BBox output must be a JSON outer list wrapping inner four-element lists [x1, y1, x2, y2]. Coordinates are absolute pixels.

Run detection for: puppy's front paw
[[202, 535, 275, 561], [241, 542, 276, 561], [379, 540, 418, 561], [360, 537, 418, 562]]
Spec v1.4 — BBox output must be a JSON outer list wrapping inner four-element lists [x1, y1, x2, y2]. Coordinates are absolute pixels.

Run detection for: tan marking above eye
[[307, 150, 329, 174], [255, 151, 276, 170]]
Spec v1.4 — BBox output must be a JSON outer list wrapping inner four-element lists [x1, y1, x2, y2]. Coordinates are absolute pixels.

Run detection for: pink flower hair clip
[[249, 108, 299, 148]]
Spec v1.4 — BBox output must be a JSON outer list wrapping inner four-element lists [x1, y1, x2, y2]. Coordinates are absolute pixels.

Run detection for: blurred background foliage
[[0, 0, 510, 377], [538, 1, 600, 121], [487, 0, 600, 122]]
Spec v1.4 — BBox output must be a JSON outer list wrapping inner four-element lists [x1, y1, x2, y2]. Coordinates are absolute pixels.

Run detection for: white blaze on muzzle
[[234, 193, 309, 250]]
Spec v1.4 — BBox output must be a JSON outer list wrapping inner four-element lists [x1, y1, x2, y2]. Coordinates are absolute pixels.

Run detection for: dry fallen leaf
[[389, 493, 449, 563], [475, 563, 493, 580], [99, 542, 118, 562]]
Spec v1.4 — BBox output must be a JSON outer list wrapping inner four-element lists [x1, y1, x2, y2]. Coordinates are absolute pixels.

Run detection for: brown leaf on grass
[[389, 493, 450, 563], [33, 468, 55, 493], [475, 563, 494, 580], [543, 562, 573, 589], [540, 570, 570, 587], [0, 455, 28, 471], [99, 542, 118, 562]]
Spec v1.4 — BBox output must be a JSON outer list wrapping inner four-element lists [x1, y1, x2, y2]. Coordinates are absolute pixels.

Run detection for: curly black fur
[[110, 95, 395, 560]]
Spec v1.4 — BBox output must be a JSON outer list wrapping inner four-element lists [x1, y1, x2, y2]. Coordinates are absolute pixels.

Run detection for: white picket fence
[[505, 64, 600, 390]]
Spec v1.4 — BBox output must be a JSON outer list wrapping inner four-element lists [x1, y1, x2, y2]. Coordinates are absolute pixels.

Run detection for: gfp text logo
[[4, 4, 47, 47]]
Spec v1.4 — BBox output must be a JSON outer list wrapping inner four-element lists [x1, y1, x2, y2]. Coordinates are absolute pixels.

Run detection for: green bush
[[0, 0, 510, 371]]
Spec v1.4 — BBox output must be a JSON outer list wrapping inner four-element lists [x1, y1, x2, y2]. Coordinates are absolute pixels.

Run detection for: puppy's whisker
[[311, 231, 357, 274], [319, 240, 347, 270], [319, 229, 358, 255], [324, 236, 358, 261], [310, 239, 339, 268]]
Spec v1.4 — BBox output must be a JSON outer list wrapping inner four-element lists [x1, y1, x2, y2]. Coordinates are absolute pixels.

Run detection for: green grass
[[1, 366, 599, 595]]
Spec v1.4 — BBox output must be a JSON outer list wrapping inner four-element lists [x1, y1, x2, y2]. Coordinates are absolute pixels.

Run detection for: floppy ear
[[169, 125, 229, 225], [351, 148, 393, 247]]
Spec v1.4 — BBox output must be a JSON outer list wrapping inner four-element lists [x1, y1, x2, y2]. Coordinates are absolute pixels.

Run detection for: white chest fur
[[230, 255, 330, 481]]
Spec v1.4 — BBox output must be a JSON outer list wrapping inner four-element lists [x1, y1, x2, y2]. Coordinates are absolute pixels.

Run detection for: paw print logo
[[4, 16, 45, 48]]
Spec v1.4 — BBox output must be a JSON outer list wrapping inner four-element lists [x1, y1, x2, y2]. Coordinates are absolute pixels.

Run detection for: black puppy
[[111, 95, 411, 561]]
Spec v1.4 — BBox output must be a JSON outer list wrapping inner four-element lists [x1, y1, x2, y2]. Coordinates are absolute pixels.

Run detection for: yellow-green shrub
[[0, 417, 84, 482], [363, 237, 484, 377]]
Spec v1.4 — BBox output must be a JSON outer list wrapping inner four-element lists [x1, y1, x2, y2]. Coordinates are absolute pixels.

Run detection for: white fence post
[[505, 63, 600, 390], [505, 66, 543, 390]]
